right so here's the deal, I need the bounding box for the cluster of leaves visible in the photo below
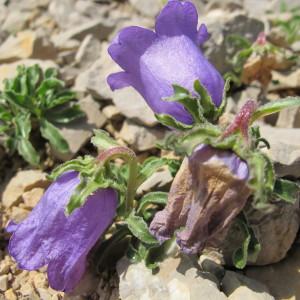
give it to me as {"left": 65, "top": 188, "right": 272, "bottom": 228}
{"left": 272, "top": 2, "right": 300, "bottom": 44}
{"left": 156, "top": 78, "right": 230, "bottom": 130}
{"left": 0, "top": 64, "right": 85, "bottom": 166}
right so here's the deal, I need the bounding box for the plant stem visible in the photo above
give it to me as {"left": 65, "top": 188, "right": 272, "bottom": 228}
{"left": 97, "top": 146, "right": 139, "bottom": 215}
{"left": 126, "top": 158, "right": 138, "bottom": 215}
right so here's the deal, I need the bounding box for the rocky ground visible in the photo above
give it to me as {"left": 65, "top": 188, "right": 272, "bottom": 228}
{"left": 0, "top": 0, "right": 300, "bottom": 299}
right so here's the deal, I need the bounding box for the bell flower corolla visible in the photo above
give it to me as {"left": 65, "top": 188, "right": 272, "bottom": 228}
{"left": 7, "top": 171, "right": 117, "bottom": 292}
{"left": 107, "top": 0, "right": 224, "bottom": 124}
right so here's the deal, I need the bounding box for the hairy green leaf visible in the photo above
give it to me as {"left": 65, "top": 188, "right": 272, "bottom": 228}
{"left": 49, "top": 155, "right": 95, "bottom": 180}
{"left": 91, "top": 129, "right": 119, "bottom": 151}
{"left": 194, "top": 80, "right": 216, "bottom": 119}
{"left": 273, "top": 178, "right": 300, "bottom": 204}
{"left": 46, "top": 105, "right": 85, "bottom": 124}
{"left": 17, "top": 138, "right": 40, "bottom": 166}
{"left": 137, "top": 192, "right": 168, "bottom": 215}
{"left": 232, "top": 218, "right": 261, "bottom": 269}
{"left": 155, "top": 113, "right": 193, "bottom": 130}
{"left": 40, "top": 119, "right": 69, "bottom": 153}
{"left": 126, "top": 213, "right": 158, "bottom": 245}
{"left": 251, "top": 97, "right": 300, "bottom": 123}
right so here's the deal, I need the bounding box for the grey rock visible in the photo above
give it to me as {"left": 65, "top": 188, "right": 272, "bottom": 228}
{"left": 137, "top": 168, "right": 173, "bottom": 195}
{"left": 49, "top": 0, "right": 112, "bottom": 30}
{"left": 4, "top": 289, "right": 17, "bottom": 300}
{"left": 204, "top": 13, "right": 264, "bottom": 74}
{"left": 260, "top": 125, "right": 300, "bottom": 177}
{"left": 22, "top": 188, "right": 44, "bottom": 209}
{"left": 74, "top": 35, "right": 102, "bottom": 71}
{"left": 244, "top": 0, "right": 300, "bottom": 17}
{"left": 74, "top": 43, "right": 119, "bottom": 100}
{"left": 9, "top": 0, "right": 50, "bottom": 10}
{"left": 0, "top": 3, "right": 8, "bottom": 27}
{"left": 75, "top": 0, "right": 113, "bottom": 20}
{"left": 248, "top": 202, "right": 299, "bottom": 265}
{"left": 269, "top": 70, "right": 300, "bottom": 91}
{"left": 0, "top": 256, "right": 11, "bottom": 276}
{"left": 222, "top": 271, "right": 274, "bottom": 300}
{"left": 2, "top": 10, "right": 34, "bottom": 33}
{"left": 52, "top": 18, "right": 115, "bottom": 47}
{"left": 117, "top": 256, "right": 227, "bottom": 300}
{"left": 74, "top": 59, "right": 105, "bottom": 99}
{"left": 49, "top": 0, "right": 88, "bottom": 30}
{"left": 0, "top": 31, "right": 56, "bottom": 63}
{"left": 2, "top": 170, "right": 48, "bottom": 208}
{"left": 199, "top": 255, "right": 225, "bottom": 281}
{"left": 10, "top": 207, "right": 30, "bottom": 223}
{"left": 102, "top": 105, "right": 122, "bottom": 121}
{"left": 217, "top": 200, "right": 299, "bottom": 266}
{"left": 276, "top": 107, "right": 300, "bottom": 128}
{"left": 129, "top": 0, "right": 163, "bottom": 18}
{"left": 205, "top": 0, "right": 243, "bottom": 12}
{"left": 0, "top": 275, "right": 8, "bottom": 292}
{"left": 113, "top": 87, "right": 157, "bottom": 127}
{"left": 291, "top": 41, "right": 300, "bottom": 52}
{"left": 52, "top": 95, "right": 107, "bottom": 160}
{"left": 119, "top": 120, "right": 165, "bottom": 152}
{"left": 224, "top": 14, "right": 264, "bottom": 43}
{"left": 245, "top": 245, "right": 300, "bottom": 300}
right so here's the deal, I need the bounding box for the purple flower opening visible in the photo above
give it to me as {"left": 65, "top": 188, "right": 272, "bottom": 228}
{"left": 7, "top": 171, "right": 118, "bottom": 292}
{"left": 107, "top": 0, "right": 224, "bottom": 124}
{"left": 150, "top": 145, "right": 250, "bottom": 254}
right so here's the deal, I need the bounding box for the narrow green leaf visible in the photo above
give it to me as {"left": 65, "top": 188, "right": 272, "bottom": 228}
{"left": 48, "top": 155, "right": 95, "bottom": 180}
{"left": 3, "top": 90, "right": 31, "bottom": 110}
{"left": 46, "top": 105, "right": 85, "bottom": 124}
{"left": 15, "top": 113, "right": 31, "bottom": 138}
{"left": 216, "top": 78, "right": 231, "bottom": 117}
{"left": 232, "top": 220, "right": 251, "bottom": 269}
{"left": 251, "top": 97, "right": 300, "bottom": 123}
{"left": 91, "top": 129, "right": 119, "bottom": 151}
{"left": 155, "top": 113, "right": 193, "bottom": 130}
{"left": 46, "top": 91, "right": 76, "bottom": 109}
{"left": 248, "top": 151, "right": 275, "bottom": 205}
{"left": 172, "top": 84, "right": 189, "bottom": 95}
{"left": 273, "top": 179, "right": 300, "bottom": 204}
{"left": 194, "top": 80, "right": 216, "bottom": 118}
{"left": 126, "top": 213, "right": 159, "bottom": 245}
{"left": 17, "top": 138, "right": 40, "bottom": 166}
{"left": 137, "top": 192, "right": 168, "bottom": 214}
{"left": 232, "top": 218, "right": 261, "bottom": 269}
{"left": 179, "top": 123, "right": 221, "bottom": 155}
{"left": 165, "top": 85, "right": 206, "bottom": 123}
{"left": 37, "top": 78, "right": 65, "bottom": 99}
{"left": 45, "top": 68, "right": 59, "bottom": 79}
{"left": 40, "top": 119, "right": 69, "bottom": 153}
{"left": 27, "top": 64, "right": 41, "bottom": 94}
